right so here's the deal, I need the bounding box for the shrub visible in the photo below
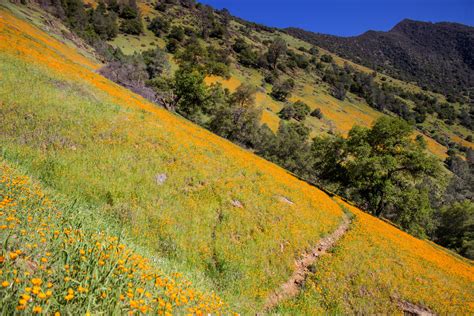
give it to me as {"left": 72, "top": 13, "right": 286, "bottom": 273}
{"left": 263, "top": 72, "right": 277, "bottom": 85}
{"left": 166, "top": 39, "right": 179, "bottom": 53}
{"left": 142, "top": 47, "right": 169, "bottom": 78}
{"left": 309, "top": 46, "right": 319, "bottom": 56}
{"left": 168, "top": 26, "right": 185, "bottom": 42}
{"left": 148, "top": 17, "right": 170, "bottom": 36}
{"left": 279, "top": 101, "right": 311, "bottom": 121}
{"left": 311, "top": 108, "right": 323, "bottom": 119}
{"left": 120, "top": 18, "right": 143, "bottom": 35}
{"left": 265, "top": 37, "right": 287, "bottom": 70}
{"left": 271, "top": 78, "right": 295, "bottom": 101}
{"left": 436, "top": 201, "right": 474, "bottom": 259}
{"left": 320, "top": 54, "right": 333, "bottom": 63}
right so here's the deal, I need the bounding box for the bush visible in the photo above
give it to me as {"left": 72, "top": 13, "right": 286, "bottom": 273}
{"left": 148, "top": 17, "right": 170, "bottom": 36}
{"left": 209, "top": 85, "right": 261, "bottom": 147}
{"left": 279, "top": 101, "right": 311, "bottom": 121}
{"left": 271, "top": 78, "right": 295, "bottom": 101}
{"left": 232, "top": 38, "right": 247, "bottom": 54}
{"left": 309, "top": 46, "right": 319, "bottom": 56}
{"left": 266, "top": 37, "right": 287, "bottom": 70}
{"left": 120, "top": 18, "right": 143, "bottom": 35}
{"left": 142, "top": 48, "right": 169, "bottom": 78}
{"left": 166, "top": 39, "right": 179, "bottom": 53}
{"left": 168, "top": 26, "right": 185, "bottom": 42}
{"left": 263, "top": 72, "right": 277, "bottom": 85}
{"left": 320, "top": 54, "right": 333, "bottom": 63}
{"left": 311, "top": 108, "right": 323, "bottom": 119}
{"left": 206, "top": 61, "right": 230, "bottom": 78}
{"left": 436, "top": 201, "right": 474, "bottom": 259}
{"left": 233, "top": 38, "right": 259, "bottom": 68}
{"left": 331, "top": 83, "right": 346, "bottom": 101}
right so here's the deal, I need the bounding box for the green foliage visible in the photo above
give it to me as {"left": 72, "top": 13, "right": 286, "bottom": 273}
{"left": 437, "top": 200, "right": 474, "bottom": 259}
{"left": 271, "top": 78, "right": 295, "bottom": 101}
{"left": 309, "top": 46, "right": 319, "bottom": 56}
{"left": 232, "top": 38, "right": 259, "bottom": 68}
{"left": 266, "top": 37, "right": 287, "bottom": 70}
{"left": 279, "top": 100, "right": 311, "bottom": 121}
{"left": 175, "top": 40, "right": 230, "bottom": 77}
{"left": 91, "top": 1, "right": 118, "bottom": 40}
{"left": 119, "top": 3, "right": 138, "bottom": 19}
{"left": 120, "top": 18, "right": 143, "bottom": 35}
{"left": 286, "top": 50, "right": 309, "bottom": 69}
{"left": 312, "top": 117, "right": 442, "bottom": 236}
{"left": 320, "top": 54, "right": 333, "bottom": 63}
{"left": 197, "top": 4, "right": 228, "bottom": 39}
{"left": 310, "top": 108, "right": 323, "bottom": 119}
{"left": 174, "top": 67, "right": 211, "bottom": 122}
{"left": 168, "top": 26, "right": 185, "bottom": 42}
{"left": 142, "top": 47, "right": 169, "bottom": 78}
{"left": 60, "top": 0, "right": 89, "bottom": 31}
{"left": 148, "top": 17, "right": 170, "bottom": 37}
{"left": 166, "top": 38, "right": 179, "bottom": 53}
{"left": 117, "top": 0, "right": 142, "bottom": 35}
{"left": 260, "top": 121, "right": 311, "bottom": 176}
{"left": 208, "top": 84, "right": 262, "bottom": 147}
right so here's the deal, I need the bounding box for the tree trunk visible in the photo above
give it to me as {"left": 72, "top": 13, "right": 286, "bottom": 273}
{"left": 375, "top": 193, "right": 385, "bottom": 217}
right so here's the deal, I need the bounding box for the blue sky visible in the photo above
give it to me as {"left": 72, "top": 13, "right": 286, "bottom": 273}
{"left": 199, "top": 0, "right": 474, "bottom": 36}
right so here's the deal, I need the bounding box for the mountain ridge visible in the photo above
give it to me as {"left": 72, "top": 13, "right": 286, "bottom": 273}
{"left": 286, "top": 19, "right": 474, "bottom": 99}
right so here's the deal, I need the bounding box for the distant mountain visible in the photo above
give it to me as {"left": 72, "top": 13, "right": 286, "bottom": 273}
{"left": 286, "top": 19, "right": 474, "bottom": 101}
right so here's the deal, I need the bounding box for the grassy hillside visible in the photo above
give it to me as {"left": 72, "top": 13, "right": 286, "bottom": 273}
{"left": 0, "top": 6, "right": 343, "bottom": 312}
{"left": 134, "top": 1, "right": 474, "bottom": 158}
{"left": 0, "top": 159, "right": 227, "bottom": 315}
{"left": 277, "top": 198, "right": 474, "bottom": 314}
{"left": 0, "top": 3, "right": 473, "bottom": 314}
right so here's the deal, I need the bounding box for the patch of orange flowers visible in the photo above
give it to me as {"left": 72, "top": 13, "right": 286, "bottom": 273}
{"left": 0, "top": 160, "right": 229, "bottom": 314}
{"left": 279, "top": 198, "right": 474, "bottom": 314}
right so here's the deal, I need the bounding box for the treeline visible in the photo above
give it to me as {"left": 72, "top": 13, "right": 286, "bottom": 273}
{"left": 285, "top": 23, "right": 474, "bottom": 103}
{"left": 36, "top": 0, "right": 143, "bottom": 58}
{"left": 318, "top": 62, "right": 474, "bottom": 132}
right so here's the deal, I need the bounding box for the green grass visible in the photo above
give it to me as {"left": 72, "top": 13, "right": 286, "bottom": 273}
{"left": 0, "top": 15, "right": 344, "bottom": 312}
{"left": 109, "top": 29, "right": 165, "bottom": 55}
{"left": 275, "top": 199, "right": 474, "bottom": 315}
{"left": 0, "top": 159, "right": 228, "bottom": 315}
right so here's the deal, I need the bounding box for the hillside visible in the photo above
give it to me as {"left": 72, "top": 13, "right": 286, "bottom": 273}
{"left": 286, "top": 19, "right": 474, "bottom": 101}
{"left": 132, "top": 1, "right": 473, "bottom": 159}
{"left": 0, "top": 159, "right": 228, "bottom": 314}
{"left": 1, "top": 1, "right": 473, "bottom": 314}
{"left": 0, "top": 5, "right": 344, "bottom": 312}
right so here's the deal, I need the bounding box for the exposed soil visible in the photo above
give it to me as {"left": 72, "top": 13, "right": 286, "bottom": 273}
{"left": 262, "top": 213, "right": 351, "bottom": 312}
{"left": 397, "top": 299, "right": 436, "bottom": 316}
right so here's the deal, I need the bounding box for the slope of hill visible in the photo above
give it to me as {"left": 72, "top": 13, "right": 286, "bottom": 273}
{"left": 277, "top": 198, "right": 474, "bottom": 314}
{"left": 0, "top": 2, "right": 473, "bottom": 314}
{"left": 119, "top": 0, "right": 471, "bottom": 159}
{"left": 286, "top": 19, "right": 474, "bottom": 100}
{"left": 0, "top": 159, "right": 228, "bottom": 314}
{"left": 0, "top": 5, "right": 344, "bottom": 312}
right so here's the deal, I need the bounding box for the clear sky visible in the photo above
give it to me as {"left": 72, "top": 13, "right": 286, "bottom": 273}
{"left": 198, "top": 0, "right": 474, "bottom": 36}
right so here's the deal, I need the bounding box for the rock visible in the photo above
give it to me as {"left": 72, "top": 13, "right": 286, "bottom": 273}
{"left": 155, "top": 173, "right": 167, "bottom": 185}
{"left": 231, "top": 199, "right": 243, "bottom": 208}
{"left": 277, "top": 196, "right": 294, "bottom": 205}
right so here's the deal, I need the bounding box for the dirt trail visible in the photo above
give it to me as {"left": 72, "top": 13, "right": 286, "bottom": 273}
{"left": 397, "top": 299, "right": 436, "bottom": 316}
{"left": 262, "top": 213, "right": 351, "bottom": 312}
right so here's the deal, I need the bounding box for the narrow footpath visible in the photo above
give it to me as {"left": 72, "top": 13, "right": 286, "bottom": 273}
{"left": 262, "top": 213, "right": 351, "bottom": 312}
